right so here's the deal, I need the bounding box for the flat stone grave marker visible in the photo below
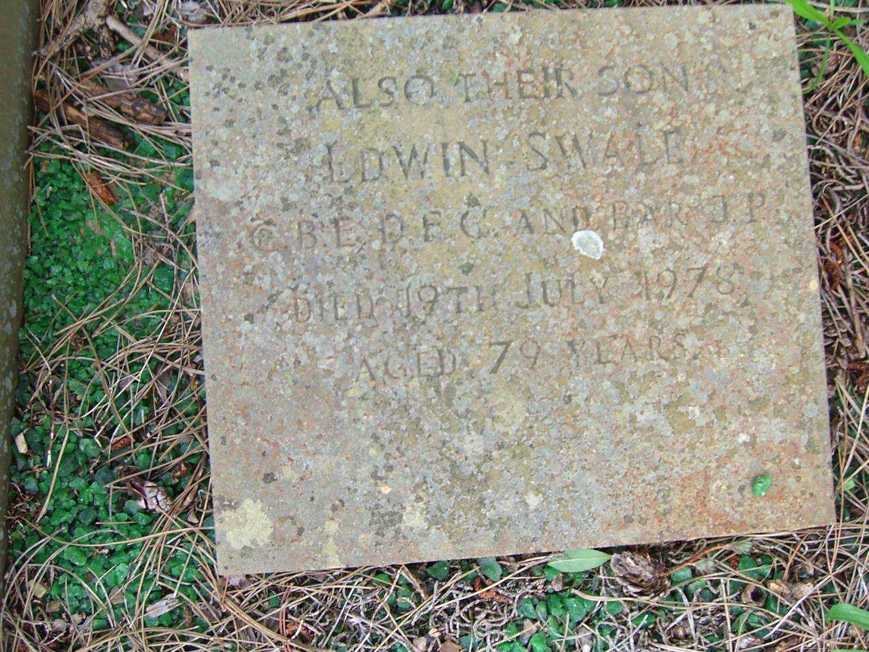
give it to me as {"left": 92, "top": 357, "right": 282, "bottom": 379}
{"left": 190, "top": 5, "right": 834, "bottom": 574}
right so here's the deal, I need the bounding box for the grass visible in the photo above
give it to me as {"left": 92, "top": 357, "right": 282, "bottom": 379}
{"left": 2, "top": 0, "right": 867, "bottom": 650}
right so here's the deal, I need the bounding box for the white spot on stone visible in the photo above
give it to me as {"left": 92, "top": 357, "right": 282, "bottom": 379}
{"left": 323, "top": 538, "right": 341, "bottom": 567}
{"left": 524, "top": 490, "right": 542, "bottom": 509}
{"left": 571, "top": 230, "right": 604, "bottom": 260}
{"left": 402, "top": 502, "right": 427, "bottom": 529}
{"left": 223, "top": 498, "right": 273, "bottom": 549}
{"left": 281, "top": 461, "right": 298, "bottom": 482}
{"left": 458, "top": 430, "right": 485, "bottom": 458}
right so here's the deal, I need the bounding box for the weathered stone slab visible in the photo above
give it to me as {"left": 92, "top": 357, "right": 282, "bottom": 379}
{"left": 190, "top": 6, "right": 834, "bottom": 574}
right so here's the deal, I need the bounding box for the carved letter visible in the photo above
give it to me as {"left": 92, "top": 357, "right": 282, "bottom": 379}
{"left": 315, "top": 78, "right": 345, "bottom": 111}
{"left": 527, "top": 132, "right": 548, "bottom": 172}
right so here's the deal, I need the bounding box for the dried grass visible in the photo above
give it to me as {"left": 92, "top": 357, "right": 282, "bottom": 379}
{"left": 3, "top": 0, "right": 867, "bottom": 650}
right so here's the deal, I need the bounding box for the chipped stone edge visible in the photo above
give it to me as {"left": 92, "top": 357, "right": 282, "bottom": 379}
{"left": 0, "top": 0, "right": 38, "bottom": 590}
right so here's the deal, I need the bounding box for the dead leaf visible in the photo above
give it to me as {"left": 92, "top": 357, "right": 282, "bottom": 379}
{"left": 849, "top": 359, "right": 869, "bottom": 392}
{"left": 575, "top": 630, "right": 594, "bottom": 652}
{"left": 772, "top": 635, "right": 801, "bottom": 652}
{"left": 767, "top": 579, "right": 813, "bottom": 603}
{"left": 129, "top": 478, "right": 171, "bottom": 513}
{"left": 83, "top": 171, "right": 117, "bottom": 205}
{"left": 611, "top": 551, "right": 669, "bottom": 596}
{"left": 100, "top": 63, "right": 139, "bottom": 91}
{"left": 110, "top": 435, "right": 133, "bottom": 451}
{"left": 471, "top": 576, "right": 512, "bottom": 603}
{"left": 740, "top": 583, "right": 765, "bottom": 605}
{"left": 178, "top": 1, "right": 209, "bottom": 23}
{"left": 438, "top": 640, "right": 461, "bottom": 652}
{"left": 29, "top": 581, "right": 48, "bottom": 599}
{"left": 79, "top": 77, "right": 168, "bottom": 125}
{"left": 479, "top": 588, "right": 512, "bottom": 604}
{"left": 283, "top": 619, "right": 316, "bottom": 640}
{"left": 144, "top": 595, "right": 179, "bottom": 619}
{"left": 669, "top": 623, "right": 691, "bottom": 639}
{"left": 140, "top": 0, "right": 156, "bottom": 17}
{"left": 826, "top": 239, "right": 846, "bottom": 292}
{"left": 151, "top": 25, "right": 179, "bottom": 45}
{"left": 548, "top": 572, "right": 563, "bottom": 592}
{"left": 14, "top": 433, "right": 28, "bottom": 455}
{"left": 171, "top": 462, "right": 190, "bottom": 483}
{"left": 736, "top": 635, "right": 762, "bottom": 650}
{"left": 93, "top": 23, "right": 116, "bottom": 58}
{"left": 225, "top": 574, "right": 249, "bottom": 589}
{"left": 694, "top": 557, "right": 716, "bottom": 574}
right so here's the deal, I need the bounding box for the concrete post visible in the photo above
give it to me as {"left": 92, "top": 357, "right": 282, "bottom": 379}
{"left": 0, "top": 0, "right": 38, "bottom": 584}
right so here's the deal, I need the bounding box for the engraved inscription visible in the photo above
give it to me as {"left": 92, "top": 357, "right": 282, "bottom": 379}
{"left": 191, "top": 7, "right": 834, "bottom": 575}
{"left": 309, "top": 63, "right": 691, "bottom": 113}
{"left": 234, "top": 52, "right": 776, "bottom": 391}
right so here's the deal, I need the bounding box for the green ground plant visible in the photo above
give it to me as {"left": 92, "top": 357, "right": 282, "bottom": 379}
{"left": 9, "top": 141, "right": 207, "bottom": 633}
{"left": 785, "top": 0, "right": 869, "bottom": 75}
{"left": 2, "top": 0, "right": 867, "bottom": 650}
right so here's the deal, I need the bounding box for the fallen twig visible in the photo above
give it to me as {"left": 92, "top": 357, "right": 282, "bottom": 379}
{"left": 78, "top": 77, "right": 168, "bottom": 125}
{"left": 34, "top": 90, "right": 128, "bottom": 150}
